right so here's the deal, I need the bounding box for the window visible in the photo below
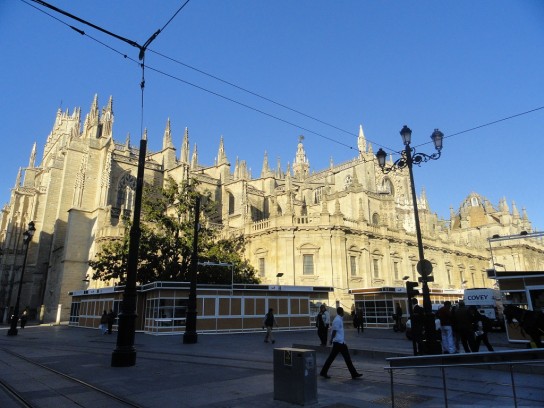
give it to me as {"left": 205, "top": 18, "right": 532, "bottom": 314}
{"left": 228, "top": 192, "right": 235, "bottom": 215}
{"left": 393, "top": 261, "right": 399, "bottom": 280}
{"left": 350, "top": 256, "right": 357, "bottom": 277}
{"left": 259, "top": 258, "right": 265, "bottom": 277}
{"left": 447, "top": 269, "right": 452, "bottom": 285}
{"left": 303, "top": 254, "right": 314, "bottom": 275}
{"left": 314, "top": 187, "right": 323, "bottom": 204}
{"left": 372, "top": 213, "right": 379, "bottom": 225}
{"left": 383, "top": 178, "right": 394, "bottom": 194}
{"left": 373, "top": 259, "right": 380, "bottom": 278}
{"left": 116, "top": 173, "right": 137, "bottom": 212}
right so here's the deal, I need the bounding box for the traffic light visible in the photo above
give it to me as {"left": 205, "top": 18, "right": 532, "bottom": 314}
{"left": 406, "top": 281, "right": 420, "bottom": 301}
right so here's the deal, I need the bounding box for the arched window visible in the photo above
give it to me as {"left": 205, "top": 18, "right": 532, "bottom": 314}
{"left": 372, "top": 213, "right": 380, "bottom": 225}
{"left": 382, "top": 178, "right": 394, "bottom": 195}
{"left": 116, "top": 173, "right": 137, "bottom": 213}
{"left": 228, "top": 192, "right": 235, "bottom": 215}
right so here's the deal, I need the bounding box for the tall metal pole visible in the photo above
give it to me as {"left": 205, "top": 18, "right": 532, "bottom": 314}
{"left": 111, "top": 137, "right": 146, "bottom": 367}
{"left": 7, "top": 221, "right": 35, "bottom": 336}
{"left": 7, "top": 239, "right": 29, "bottom": 336}
{"left": 183, "top": 195, "right": 200, "bottom": 344}
{"left": 405, "top": 145, "right": 436, "bottom": 354}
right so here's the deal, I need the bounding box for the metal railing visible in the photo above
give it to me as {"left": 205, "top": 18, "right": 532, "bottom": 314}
{"left": 384, "top": 349, "right": 544, "bottom": 408}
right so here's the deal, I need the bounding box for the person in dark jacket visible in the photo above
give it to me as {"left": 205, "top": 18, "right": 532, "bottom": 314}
{"left": 470, "top": 306, "right": 494, "bottom": 352}
{"left": 452, "top": 301, "right": 476, "bottom": 352}
{"left": 437, "top": 301, "right": 455, "bottom": 353}
{"left": 99, "top": 311, "right": 108, "bottom": 335}
{"left": 107, "top": 309, "right": 117, "bottom": 334}
{"left": 263, "top": 308, "right": 278, "bottom": 344}
{"left": 394, "top": 303, "right": 403, "bottom": 331}
{"left": 316, "top": 304, "right": 330, "bottom": 345}
{"left": 411, "top": 298, "right": 425, "bottom": 355}
{"left": 20, "top": 308, "right": 29, "bottom": 329}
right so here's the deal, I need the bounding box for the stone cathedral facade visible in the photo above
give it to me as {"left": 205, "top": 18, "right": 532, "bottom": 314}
{"left": 1, "top": 95, "right": 541, "bottom": 323}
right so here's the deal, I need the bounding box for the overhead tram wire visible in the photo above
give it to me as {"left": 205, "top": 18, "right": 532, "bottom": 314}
{"left": 146, "top": 49, "right": 368, "bottom": 143}
{"left": 20, "top": 0, "right": 371, "bottom": 154}
{"left": 20, "top": 0, "right": 544, "bottom": 162}
{"left": 410, "top": 106, "right": 544, "bottom": 152}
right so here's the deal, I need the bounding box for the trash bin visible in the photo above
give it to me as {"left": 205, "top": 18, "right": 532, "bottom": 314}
{"left": 273, "top": 347, "right": 317, "bottom": 405}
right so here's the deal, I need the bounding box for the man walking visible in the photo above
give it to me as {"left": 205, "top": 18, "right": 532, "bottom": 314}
{"left": 320, "top": 307, "right": 363, "bottom": 379}
{"left": 316, "top": 304, "right": 330, "bottom": 346}
{"left": 437, "top": 301, "right": 455, "bottom": 354}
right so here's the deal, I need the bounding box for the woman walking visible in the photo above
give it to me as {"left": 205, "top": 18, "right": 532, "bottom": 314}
{"left": 263, "top": 308, "right": 278, "bottom": 344}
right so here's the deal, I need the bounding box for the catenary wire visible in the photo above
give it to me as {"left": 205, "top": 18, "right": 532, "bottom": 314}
{"left": 147, "top": 48, "right": 368, "bottom": 143}
{"left": 18, "top": 0, "right": 544, "bottom": 160}
{"left": 19, "top": 0, "right": 374, "bottom": 153}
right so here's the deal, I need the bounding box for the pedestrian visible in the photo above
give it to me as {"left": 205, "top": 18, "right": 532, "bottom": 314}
{"left": 452, "top": 301, "right": 476, "bottom": 352}
{"left": 20, "top": 308, "right": 29, "bottom": 329}
{"left": 411, "top": 298, "right": 425, "bottom": 355}
{"left": 451, "top": 304, "right": 461, "bottom": 353}
{"left": 263, "top": 308, "right": 278, "bottom": 344}
{"left": 99, "top": 310, "right": 108, "bottom": 335}
{"left": 107, "top": 309, "right": 117, "bottom": 334}
{"left": 319, "top": 307, "right": 363, "bottom": 380}
{"left": 394, "top": 303, "right": 403, "bottom": 331}
{"left": 437, "top": 301, "right": 455, "bottom": 354}
{"left": 356, "top": 308, "right": 364, "bottom": 333}
{"left": 470, "top": 306, "right": 494, "bottom": 352}
{"left": 316, "top": 304, "right": 330, "bottom": 346}
{"left": 353, "top": 309, "right": 363, "bottom": 334}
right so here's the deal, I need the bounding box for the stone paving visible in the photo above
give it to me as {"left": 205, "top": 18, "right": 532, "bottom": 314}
{"left": 0, "top": 323, "right": 542, "bottom": 407}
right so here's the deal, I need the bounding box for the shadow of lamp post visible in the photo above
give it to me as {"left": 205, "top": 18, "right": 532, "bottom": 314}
{"left": 376, "top": 125, "right": 444, "bottom": 355}
{"left": 7, "top": 221, "right": 36, "bottom": 336}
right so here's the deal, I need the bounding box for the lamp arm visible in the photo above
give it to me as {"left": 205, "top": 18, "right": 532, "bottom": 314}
{"left": 379, "top": 147, "right": 441, "bottom": 174}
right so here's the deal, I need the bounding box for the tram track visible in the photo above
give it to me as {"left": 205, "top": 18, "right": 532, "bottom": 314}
{"left": 0, "top": 348, "right": 143, "bottom": 408}
{"left": 1, "top": 338, "right": 543, "bottom": 407}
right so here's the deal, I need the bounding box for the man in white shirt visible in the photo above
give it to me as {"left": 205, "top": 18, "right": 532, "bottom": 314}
{"left": 319, "top": 307, "right": 363, "bottom": 379}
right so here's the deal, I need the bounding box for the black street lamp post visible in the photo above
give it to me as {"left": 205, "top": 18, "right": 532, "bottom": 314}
{"left": 183, "top": 195, "right": 200, "bottom": 344}
{"left": 111, "top": 136, "right": 147, "bottom": 367}
{"left": 7, "top": 221, "right": 36, "bottom": 336}
{"left": 376, "top": 125, "right": 444, "bottom": 354}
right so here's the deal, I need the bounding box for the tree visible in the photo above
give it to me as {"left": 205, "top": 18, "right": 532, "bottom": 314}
{"left": 89, "top": 177, "right": 260, "bottom": 285}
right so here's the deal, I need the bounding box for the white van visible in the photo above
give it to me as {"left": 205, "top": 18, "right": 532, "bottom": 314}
{"left": 463, "top": 288, "right": 504, "bottom": 331}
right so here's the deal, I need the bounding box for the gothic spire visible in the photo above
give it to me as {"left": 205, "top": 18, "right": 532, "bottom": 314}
{"left": 357, "top": 124, "right": 367, "bottom": 155}
{"left": 191, "top": 143, "right": 198, "bottom": 170}
{"left": 28, "top": 142, "right": 37, "bottom": 168}
{"left": 181, "top": 127, "right": 190, "bottom": 164}
{"left": 14, "top": 167, "right": 22, "bottom": 188}
{"left": 261, "top": 151, "right": 271, "bottom": 178}
{"left": 276, "top": 156, "right": 282, "bottom": 178}
{"left": 512, "top": 201, "right": 520, "bottom": 219}
{"left": 293, "top": 135, "right": 309, "bottom": 180}
{"left": 217, "top": 135, "right": 227, "bottom": 165}
{"left": 162, "top": 118, "right": 174, "bottom": 150}
{"left": 125, "top": 133, "right": 131, "bottom": 151}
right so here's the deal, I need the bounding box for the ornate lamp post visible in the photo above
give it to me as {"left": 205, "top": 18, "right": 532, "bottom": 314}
{"left": 7, "top": 221, "right": 36, "bottom": 336}
{"left": 376, "top": 125, "right": 444, "bottom": 354}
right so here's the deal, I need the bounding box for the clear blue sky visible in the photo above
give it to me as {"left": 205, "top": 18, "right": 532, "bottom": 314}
{"left": 1, "top": 1, "right": 543, "bottom": 230}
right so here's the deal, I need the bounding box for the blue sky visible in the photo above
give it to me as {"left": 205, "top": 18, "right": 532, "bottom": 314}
{"left": 1, "top": 1, "right": 543, "bottom": 230}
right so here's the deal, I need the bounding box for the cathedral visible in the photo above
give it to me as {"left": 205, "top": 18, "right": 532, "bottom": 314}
{"left": 0, "top": 95, "right": 542, "bottom": 323}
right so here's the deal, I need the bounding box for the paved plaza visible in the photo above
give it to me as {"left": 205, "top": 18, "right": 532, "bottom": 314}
{"left": 0, "top": 323, "right": 542, "bottom": 407}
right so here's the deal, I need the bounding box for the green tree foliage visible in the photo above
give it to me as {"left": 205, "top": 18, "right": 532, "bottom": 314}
{"left": 89, "top": 177, "right": 260, "bottom": 285}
